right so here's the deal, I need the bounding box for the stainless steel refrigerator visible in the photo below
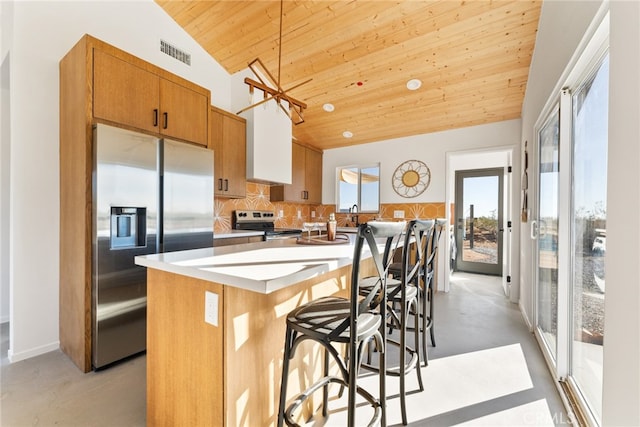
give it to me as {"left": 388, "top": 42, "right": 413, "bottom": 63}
{"left": 92, "top": 124, "right": 214, "bottom": 369}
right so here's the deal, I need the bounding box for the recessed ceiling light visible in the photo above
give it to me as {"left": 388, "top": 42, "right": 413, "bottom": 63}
{"left": 406, "top": 79, "right": 422, "bottom": 91}
{"left": 323, "top": 103, "right": 335, "bottom": 112}
{"left": 343, "top": 131, "right": 353, "bottom": 138}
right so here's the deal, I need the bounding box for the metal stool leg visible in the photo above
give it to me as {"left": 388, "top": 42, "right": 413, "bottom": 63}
{"left": 421, "top": 285, "right": 429, "bottom": 366}
{"left": 322, "top": 347, "right": 329, "bottom": 417}
{"left": 278, "top": 326, "right": 294, "bottom": 427}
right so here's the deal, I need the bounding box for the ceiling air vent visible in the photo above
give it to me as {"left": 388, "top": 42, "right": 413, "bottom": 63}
{"left": 160, "top": 40, "right": 191, "bottom": 66}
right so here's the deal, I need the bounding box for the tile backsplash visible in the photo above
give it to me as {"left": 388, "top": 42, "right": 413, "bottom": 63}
{"left": 214, "top": 182, "right": 445, "bottom": 233}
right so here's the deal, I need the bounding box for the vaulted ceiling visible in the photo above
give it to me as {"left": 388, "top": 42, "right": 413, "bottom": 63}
{"left": 156, "top": 0, "right": 542, "bottom": 151}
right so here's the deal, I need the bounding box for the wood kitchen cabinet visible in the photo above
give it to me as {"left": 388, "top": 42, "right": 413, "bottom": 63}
{"left": 93, "top": 49, "right": 209, "bottom": 146}
{"left": 271, "top": 142, "right": 323, "bottom": 204}
{"left": 210, "top": 106, "right": 246, "bottom": 198}
{"left": 304, "top": 146, "right": 323, "bottom": 204}
{"left": 59, "top": 35, "right": 211, "bottom": 372}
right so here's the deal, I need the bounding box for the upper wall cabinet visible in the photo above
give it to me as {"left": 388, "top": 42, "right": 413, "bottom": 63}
{"left": 304, "top": 147, "right": 323, "bottom": 204}
{"left": 92, "top": 41, "right": 209, "bottom": 146}
{"left": 271, "top": 142, "right": 322, "bottom": 204}
{"left": 210, "top": 106, "right": 246, "bottom": 198}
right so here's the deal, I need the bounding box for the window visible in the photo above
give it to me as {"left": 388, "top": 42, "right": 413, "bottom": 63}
{"left": 337, "top": 164, "right": 380, "bottom": 213}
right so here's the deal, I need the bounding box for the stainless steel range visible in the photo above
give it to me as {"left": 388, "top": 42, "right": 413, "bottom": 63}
{"left": 233, "top": 210, "right": 302, "bottom": 240}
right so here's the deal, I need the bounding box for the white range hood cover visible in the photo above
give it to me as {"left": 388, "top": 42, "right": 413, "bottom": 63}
{"left": 240, "top": 92, "right": 292, "bottom": 185}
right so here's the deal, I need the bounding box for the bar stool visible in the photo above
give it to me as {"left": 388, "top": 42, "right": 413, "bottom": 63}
{"left": 422, "top": 219, "right": 446, "bottom": 356}
{"left": 277, "top": 221, "right": 406, "bottom": 427}
{"left": 388, "top": 219, "right": 439, "bottom": 366}
{"left": 366, "top": 219, "right": 433, "bottom": 425}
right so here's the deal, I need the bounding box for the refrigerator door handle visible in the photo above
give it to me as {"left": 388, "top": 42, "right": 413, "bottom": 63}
{"left": 158, "top": 173, "right": 164, "bottom": 251}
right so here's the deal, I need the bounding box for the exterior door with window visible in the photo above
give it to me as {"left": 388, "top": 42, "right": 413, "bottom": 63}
{"left": 454, "top": 168, "right": 503, "bottom": 275}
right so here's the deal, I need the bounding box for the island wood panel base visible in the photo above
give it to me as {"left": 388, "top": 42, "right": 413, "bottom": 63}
{"left": 146, "top": 258, "right": 375, "bottom": 427}
{"left": 146, "top": 269, "right": 224, "bottom": 426}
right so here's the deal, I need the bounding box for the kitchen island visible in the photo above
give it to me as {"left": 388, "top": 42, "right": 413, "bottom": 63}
{"left": 135, "top": 235, "right": 377, "bottom": 426}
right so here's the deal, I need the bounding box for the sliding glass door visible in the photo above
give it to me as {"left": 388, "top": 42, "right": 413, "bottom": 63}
{"left": 536, "top": 108, "right": 560, "bottom": 361}
{"left": 533, "top": 24, "right": 608, "bottom": 424}
{"left": 570, "top": 53, "right": 608, "bottom": 422}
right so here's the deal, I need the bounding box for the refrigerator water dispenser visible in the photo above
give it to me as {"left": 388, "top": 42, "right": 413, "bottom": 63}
{"left": 110, "top": 207, "right": 146, "bottom": 249}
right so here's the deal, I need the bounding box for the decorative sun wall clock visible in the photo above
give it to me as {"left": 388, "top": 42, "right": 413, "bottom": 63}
{"left": 392, "top": 160, "right": 431, "bottom": 198}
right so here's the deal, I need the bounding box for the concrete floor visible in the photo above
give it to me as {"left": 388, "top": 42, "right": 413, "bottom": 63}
{"left": 0, "top": 273, "right": 568, "bottom": 426}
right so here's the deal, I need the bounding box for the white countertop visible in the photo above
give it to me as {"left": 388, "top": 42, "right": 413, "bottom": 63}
{"left": 135, "top": 236, "right": 363, "bottom": 294}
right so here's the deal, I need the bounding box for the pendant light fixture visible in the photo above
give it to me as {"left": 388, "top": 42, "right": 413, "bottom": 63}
{"left": 236, "top": 0, "right": 311, "bottom": 125}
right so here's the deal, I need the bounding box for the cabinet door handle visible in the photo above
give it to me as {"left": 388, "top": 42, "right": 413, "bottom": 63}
{"left": 224, "top": 179, "right": 229, "bottom": 191}
{"left": 163, "top": 112, "right": 168, "bottom": 129}
{"left": 153, "top": 109, "right": 158, "bottom": 127}
{"left": 218, "top": 178, "right": 223, "bottom": 191}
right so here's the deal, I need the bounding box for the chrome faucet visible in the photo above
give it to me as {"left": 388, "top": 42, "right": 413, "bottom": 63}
{"left": 349, "top": 204, "right": 359, "bottom": 226}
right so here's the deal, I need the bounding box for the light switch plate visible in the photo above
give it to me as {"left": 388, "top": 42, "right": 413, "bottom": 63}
{"left": 205, "top": 291, "right": 218, "bottom": 326}
{"left": 394, "top": 210, "right": 405, "bottom": 219}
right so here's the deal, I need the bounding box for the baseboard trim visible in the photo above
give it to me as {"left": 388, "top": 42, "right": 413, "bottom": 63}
{"left": 8, "top": 341, "right": 60, "bottom": 363}
{"left": 519, "top": 301, "right": 534, "bottom": 332}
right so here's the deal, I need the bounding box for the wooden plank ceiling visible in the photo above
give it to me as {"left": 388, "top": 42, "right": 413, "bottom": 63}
{"left": 156, "top": 0, "right": 542, "bottom": 151}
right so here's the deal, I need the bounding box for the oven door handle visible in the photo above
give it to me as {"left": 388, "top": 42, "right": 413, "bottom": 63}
{"left": 265, "top": 233, "right": 301, "bottom": 241}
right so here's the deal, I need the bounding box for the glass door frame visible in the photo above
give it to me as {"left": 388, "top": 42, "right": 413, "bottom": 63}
{"left": 532, "top": 94, "right": 572, "bottom": 381}
{"left": 454, "top": 167, "right": 504, "bottom": 276}
{"left": 531, "top": 8, "right": 609, "bottom": 426}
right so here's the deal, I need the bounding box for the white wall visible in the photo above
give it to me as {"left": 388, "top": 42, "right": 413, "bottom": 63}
{"left": 0, "top": 0, "right": 12, "bottom": 324}
{"left": 602, "top": 2, "right": 640, "bottom": 424}
{"left": 323, "top": 119, "right": 522, "bottom": 296}
{"left": 5, "top": 0, "right": 232, "bottom": 362}
{"left": 1, "top": 1, "right": 13, "bottom": 324}
{"left": 323, "top": 119, "right": 522, "bottom": 205}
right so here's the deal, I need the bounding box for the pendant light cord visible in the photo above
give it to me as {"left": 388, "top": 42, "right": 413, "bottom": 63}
{"left": 277, "top": 0, "right": 283, "bottom": 91}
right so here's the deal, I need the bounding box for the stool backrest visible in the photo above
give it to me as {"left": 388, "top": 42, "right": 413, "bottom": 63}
{"left": 425, "top": 218, "right": 447, "bottom": 283}
{"left": 399, "top": 219, "right": 436, "bottom": 295}
{"left": 329, "top": 221, "right": 406, "bottom": 339}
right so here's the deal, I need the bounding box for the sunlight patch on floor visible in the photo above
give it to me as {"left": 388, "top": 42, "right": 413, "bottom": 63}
{"left": 401, "top": 343, "right": 534, "bottom": 422}
{"left": 319, "top": 343, "right": 551, "bottom": 426}
{"left": 456, "top": 399, "right": 558, "bottom": 426}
